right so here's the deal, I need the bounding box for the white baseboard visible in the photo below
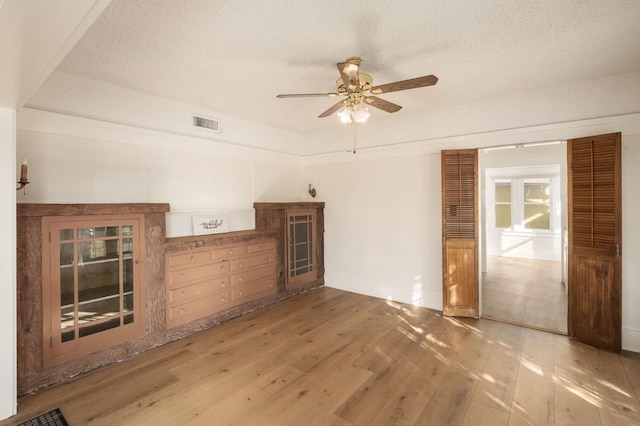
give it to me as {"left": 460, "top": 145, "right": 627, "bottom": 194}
{"left": 324, "top": 273, "right": 443, "bottom": 312}
{"left": 623, "top": 327, "right": 640, "bottom": 353}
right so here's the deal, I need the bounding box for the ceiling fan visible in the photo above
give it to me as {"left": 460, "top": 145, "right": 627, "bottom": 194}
{"left": 276, "top": 56, "right": 438, "bottom": 123}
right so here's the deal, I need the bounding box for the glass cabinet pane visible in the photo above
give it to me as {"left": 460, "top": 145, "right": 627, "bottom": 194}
{"left": 45, "top": 215, "right": 144, "bottom": 367}
{"left": 287, "top": 212, "right": 315, "bottom": 280}
{"left": 123, "top": 237, "right": 134, "bottom": 312}
{"left": 78, "top": 226, "right": 119, "bottom": 239}
{"left": 60, "top": 242, "right": 75, "bottom": 342}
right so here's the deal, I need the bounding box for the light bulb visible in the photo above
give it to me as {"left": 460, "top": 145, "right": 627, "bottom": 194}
{"left": 351, "top": 104, "right": 370, "bottom": 123}
{"left": 337, "top": 107, "right": 352, "bottom": 123}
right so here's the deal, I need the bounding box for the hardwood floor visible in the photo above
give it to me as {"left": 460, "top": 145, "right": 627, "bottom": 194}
{"left": 4, "top": 287, "right": 640, "bottom": 425}
{"left": 482, "top": 256, "right": 567, "bottom": 334}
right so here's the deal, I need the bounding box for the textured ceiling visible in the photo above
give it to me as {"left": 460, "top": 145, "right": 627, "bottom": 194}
{"left": 26, "top": 0, "right": 640, "bottom": 134}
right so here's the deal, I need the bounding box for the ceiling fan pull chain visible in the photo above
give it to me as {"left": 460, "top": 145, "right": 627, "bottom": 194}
{"left": 353, "top": 123, "right": 357, "bottom": 154}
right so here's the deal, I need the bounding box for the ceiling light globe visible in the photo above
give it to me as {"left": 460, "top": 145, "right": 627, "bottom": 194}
{"left": 337, "top": 107, "right": 352, "bottom": 123}
{"left": 351, "top": 105, "right": 370, "bottom": 123}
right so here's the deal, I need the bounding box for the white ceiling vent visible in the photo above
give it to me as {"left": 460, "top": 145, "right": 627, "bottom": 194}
{"left": 192, "top": 115, "right": 220, "bottom": 132}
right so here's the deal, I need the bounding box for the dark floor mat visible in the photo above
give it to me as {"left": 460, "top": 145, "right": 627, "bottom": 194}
{"left": 17, "top": 408, "right": 69, "bottom": 426}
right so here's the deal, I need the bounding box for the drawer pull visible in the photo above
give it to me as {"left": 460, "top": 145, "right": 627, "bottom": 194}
{"left": 229, "top": 249, "right": 234, "bottom": 255}
{"left": 221, "top": 281, "right": 227, "bottom": 288}
{"left": 221, "top": 297, "right": 226, "bottom": 302}
{"left": 220, "top": 264, "right": 225, "bottom": 270}
{"left": 238, "top": 277, "right": 243, "bottom": 282}
{"left": 267, "top": 256, "right": 272, "bottom": 261}
{"left": 180, "top": 308, "right": 186, "bottom": 315}
{"left": 179, "top": 273, "right": 185, "bottom": 280}
{"left": 238, "top": 291, "right": 244, "bottom": 296}
{"left": 189, "top": 255, "right": 195, "bottom": 261}
{"left": 179, "top": 290, "right": 185, "bottom": 297}
{"left": 239, "top": 262, "right": 244, "bottom": 267}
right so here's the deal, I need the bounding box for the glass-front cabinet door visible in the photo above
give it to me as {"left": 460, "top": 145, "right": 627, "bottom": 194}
{"left": 286, "top": 210, "right": 316, "bottom": 286}
{"left": 42, "top": 215, "right": 145, "bottom": 367}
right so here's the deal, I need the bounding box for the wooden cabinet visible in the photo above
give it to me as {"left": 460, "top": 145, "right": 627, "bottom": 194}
{"left": 165, "top": 237, "right": 276, "bottom": 328}
{"left": 42, "top": 214, "right": 146, "bottom": 367}
{"left": 254, "top": 202, "right": 324, "bottom": 291}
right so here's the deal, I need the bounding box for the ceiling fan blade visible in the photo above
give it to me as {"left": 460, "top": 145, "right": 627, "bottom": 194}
{"left": 337, "top": 61, "right": 360, "bottom": 89}
{"left": 363, "top": 96, "right": 402, "bottom": 113}
{"left": 318, "top": 99, "right": 349, "bottom": 118}
{"left": 277, "top": 93, "right": 340, "bottom": 98}
{"left": 370, "top": 75, "right": 438, "bottom": 94}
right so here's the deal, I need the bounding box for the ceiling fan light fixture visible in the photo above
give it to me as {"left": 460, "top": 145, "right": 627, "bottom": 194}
{"left": 351, "top": 104, "right": 370, "bottom": 123}
{"left": 337, "top": 107, "right": 352, "bottom": 123}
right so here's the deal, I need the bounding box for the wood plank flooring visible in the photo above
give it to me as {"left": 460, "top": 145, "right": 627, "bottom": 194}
{"left": 4, "top": 287, "right": 639, "bottom": 425}
{"left": 482, "top": 256, "right": 567, "bottom": 334}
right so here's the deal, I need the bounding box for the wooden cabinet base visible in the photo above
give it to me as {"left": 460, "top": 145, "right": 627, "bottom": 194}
{"left": 165, "top": 231, "right": 278, "bottom": 329}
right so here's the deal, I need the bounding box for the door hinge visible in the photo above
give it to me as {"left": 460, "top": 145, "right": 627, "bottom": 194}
{"left": 617, "top": 243, "right": 620, "bottom": 257}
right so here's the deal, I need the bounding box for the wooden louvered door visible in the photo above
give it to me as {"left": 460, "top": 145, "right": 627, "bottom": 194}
{"left": 442, "top": 149, "right": 479, "bottom": 317}
{"left": 568, "top": 133, "right": 622, "bottom": 352}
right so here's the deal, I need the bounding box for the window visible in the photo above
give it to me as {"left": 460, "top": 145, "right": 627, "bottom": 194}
{"left": 494, "top": 180, "right": 512, "bottom": 228}
{"left": 43, "top": 215, "right": 145, "bottom": 367}
{"left": 491, "top": 177, "right": 553, "bottom": 231}
{"left": 523, "top": 179, "right": 550, "bottom": 230}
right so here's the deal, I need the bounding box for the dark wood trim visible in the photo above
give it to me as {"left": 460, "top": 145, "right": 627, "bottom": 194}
{"left": 17, "top": 203, "right": 170, "bottom": 217}
{"left": 165, "top": 230, "right": 278, "bottom": 253}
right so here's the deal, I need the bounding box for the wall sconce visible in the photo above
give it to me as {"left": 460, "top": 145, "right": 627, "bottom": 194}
{"left": 308, "top": 183, "right": 317, "bottom": 198}
{"left": 17, "top": 158, "right": 29, "bottom": 193}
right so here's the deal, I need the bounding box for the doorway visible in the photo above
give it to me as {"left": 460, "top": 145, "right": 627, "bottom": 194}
{"left": 479, "top": 143, "right": 567, "bottom": 334}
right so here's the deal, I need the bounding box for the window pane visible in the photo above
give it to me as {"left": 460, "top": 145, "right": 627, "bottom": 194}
{"left": 524, "top": 183, "right": 549, "bottom": 203}
{"left": 79, "top": 318, "right": 120, "bottom": 338}
{"left": 60, "top": 242, "right": 75, "bottom": 342}
{"left": 524, "top": 204, "right": 550, "bottom": 229}
{"left": 123, "top": 237, "right": 134, "bottom": 311}
{"left": 495, "top": 205, "right": 511, "bottom": 228}
{"left": 78, "top": 226, "right": 119, "bottom": 239}
{"left": 495, "top": 182, "right": 511, "bottom": 202}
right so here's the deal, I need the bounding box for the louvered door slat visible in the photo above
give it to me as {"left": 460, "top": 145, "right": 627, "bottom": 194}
{"left": 441, "top": 149, "right": 478, "bottom": 317}
{"left": 568, "top": 132, "right": 621, "bottom": 352}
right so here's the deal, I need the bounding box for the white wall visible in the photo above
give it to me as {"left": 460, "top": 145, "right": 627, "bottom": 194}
{"left": 306, "top": 114, "right": 640, "bottom": 352}
{"left": 17, "top": 109, "right": 306, "bottom": 237}
{"left": 621, "top": 134, "right": 640, "bottom": 352}
{"left": 0, "top": 108, "right": 17, "bottom": 419}
{"left": 307, "top": 154, "right": 443, "bottom": 308}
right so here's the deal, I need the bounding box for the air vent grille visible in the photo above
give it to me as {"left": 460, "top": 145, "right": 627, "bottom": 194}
{"left": 193, "top": 115, "right": 220, "bottom": 132}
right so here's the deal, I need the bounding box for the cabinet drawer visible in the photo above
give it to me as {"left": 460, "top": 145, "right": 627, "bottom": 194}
{"left": 231, "top": 264, "right": 275, "bottom": 287}
{"left": 167, "top": 250, "right": 212, "bottom": 269}
{"left": 230, "top": 251, "right": 275, "bottom": 272}
{"left": 231, "top": 278, "right": 276, "bottom": 302}
{"left": 213, "top": 245, "right": 246, "bottom": 259}
{"left": 168, "top": 291, "right": 230, "bottom": 323}
{"left": 168, "top": 261, "right": 228, "bottom": 287}
{"left": 168, "top": 277, "right": 229, "bottom": 306}
{"left": 247, "top": 240, "right": 276, "bottom": 253}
